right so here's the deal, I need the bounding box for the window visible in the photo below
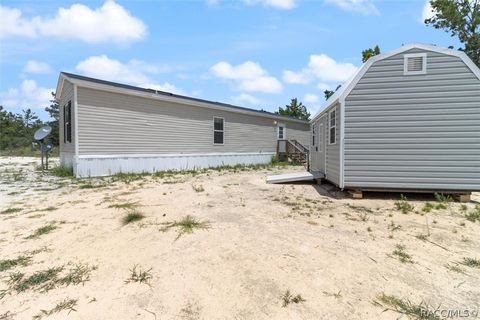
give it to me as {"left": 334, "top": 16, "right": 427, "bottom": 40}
{"left": 329, "top": 108, "right": 336, "bottom": 145}
{"left": 213, "top": 117, "right": 224, "bottom": 145}
{"left": 404, "top": 53, "right": 427, "bottom": 75}
{"left": 318, "top": 123, "right": 323, "bottom": 152}
{"left": 277, "top": 123, "right": 285, "bottom": 139}
{"left": 312, "top": 124, "right": 316, "bottom": 148}
{"left": 64, "top": 101, "right": 72, "bottom": 143}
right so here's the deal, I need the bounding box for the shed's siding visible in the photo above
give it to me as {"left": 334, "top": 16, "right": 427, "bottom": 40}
{"left": 326, "top": 103, "right": 341, "bottom": 185}
{"left": 76, "top": 87, "right": 309, "bottom": 155}
{"left": 344, "top": 48, "right": 480, "bottom": 190}
{"left": 59, "top": 80, "right": 75, "bottom": 155}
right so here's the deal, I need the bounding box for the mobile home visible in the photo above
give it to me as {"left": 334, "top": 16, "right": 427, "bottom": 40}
{"left": 310, "top": 44, "right": 480, "bottom": 198}
{"left": 56, "top": 73, "right": 310, "bottom": 177}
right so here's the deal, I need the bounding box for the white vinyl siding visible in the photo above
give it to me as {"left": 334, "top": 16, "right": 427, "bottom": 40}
{"left": 76, "top": 87, "right": 310, "bottom": 155}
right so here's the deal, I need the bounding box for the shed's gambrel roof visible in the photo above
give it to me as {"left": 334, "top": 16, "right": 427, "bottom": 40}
{"left": 55, "top": 72, "right": 309, "bottom": 124}
{"left": 311, "top": 43, "right": 480, "bottom": 122}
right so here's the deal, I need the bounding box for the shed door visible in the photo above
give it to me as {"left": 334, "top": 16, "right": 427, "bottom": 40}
{"left": 311, "top": 117, "right": 326, "bottom": 172}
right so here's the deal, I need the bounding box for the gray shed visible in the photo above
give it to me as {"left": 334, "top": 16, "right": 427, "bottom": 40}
{"left": 310, "top": 43, "right": 480, "bottom": 197}
{"left": 55, "top": 73, "right": 310, "bottom": 177}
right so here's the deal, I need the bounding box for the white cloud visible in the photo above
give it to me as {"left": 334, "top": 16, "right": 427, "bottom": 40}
{"left": 143, "top": 82, "right": 185, "bottom": 95}
{"left": 232, "top": 93, "right": 261, "bottom": 106}
{"left": 76, "top": 55, "right": 183, "bottom": 94}
{"left": 325, "top": 0, "right": 379, "bottom": 15}
{"left": 283, "top": 53, "right": 358, "bottom": 88}
{"left": 210, "top": 61, "right": 283, "bottom": 94}
{"left": 24, "top": 60, "right": 52, "bottom": 74}
{"left": 282, "top": 70, "right": 311, "bottom": 84}
{"left": 0, "top": 80, "right": 53, "bottom": 109}
{"left": 421, "top": 0, "right": 435, "bottom": 22}
{"left": 0, "top": 1, "right": 146, "bottom": 44}
{"left": 303, "top": 93, "right": 319, "bottom": 104}
{"left": 243, "top": 0, "right": 296, "bottom": 9}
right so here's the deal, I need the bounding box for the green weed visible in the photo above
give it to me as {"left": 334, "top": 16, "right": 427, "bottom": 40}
{"left": 160, "top": 215, "right": 210, "bottom": 240}
{"left": 394, "top": 195, "right": 414, "bottom": 214}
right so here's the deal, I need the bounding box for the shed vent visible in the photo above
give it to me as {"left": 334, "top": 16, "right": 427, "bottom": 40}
{"left": 404, "top": 53, "right": 427, "bottom": 75}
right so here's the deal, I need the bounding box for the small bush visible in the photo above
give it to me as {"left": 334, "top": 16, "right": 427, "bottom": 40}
{"left": 50, "top": 165, "right": 73, "bottom": 177}
{"left": 434, "top": 193, "right": 452, "bottom": 209}
{"left": 1, "top": 207, "right": 22, "bottom": 214}
{"left": 25, "top": 224, "right": 57, "bottom": 239}
{"left": 160, "top": 215, "right": 210, "bottom": 240}
{"left": 33, "top": 298, "right": 78, "bottom": 320}
{"left": 465, "top": 205, "right": 480, "bottom": 222}
{"left": 125, "top": 265, "right": 153, "bottom": 285}
{"left": 460, "top": 257, "right": 480, "bottom": 268}
{"left": 394, "top": 195, "right": 414, "bottom": 214}
{"left": 422, "top": 203, "right": 435, "bottom": 213}
{"left": 376, "top": 293, "right": 440, "bottom": 320}
{"left": 282, "top": 290, "right": 306, "bottom": 307}
{"left": 122, "top": 211, "right": 145, "bottom": 225}
{"left": 0, "top": 255, "right": 31, "bottom": 272}
{"left": 391, "top": 244, "right": 413, "bottom": 263}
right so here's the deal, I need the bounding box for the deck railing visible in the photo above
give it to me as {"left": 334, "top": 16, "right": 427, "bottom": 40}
{"left": 276, "top": 139, "right": 309, "bottom": 170}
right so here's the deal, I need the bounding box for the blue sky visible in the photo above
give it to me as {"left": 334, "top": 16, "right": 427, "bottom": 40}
{"left": 0, "top": 0, "right": 460, "bottom": 120}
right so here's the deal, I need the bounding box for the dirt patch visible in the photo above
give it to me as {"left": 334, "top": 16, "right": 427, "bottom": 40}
{"left": 1, "top": 157, "right": 479, "bottom": 319}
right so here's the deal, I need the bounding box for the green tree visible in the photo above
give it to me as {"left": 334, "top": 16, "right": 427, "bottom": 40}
{"left": 362, "top": 45, "right": 381, "bottom": 62}
{"left": 45, "top": 92, "right": 60, "bottom": 146}
{"left": 425, "top": 0, "right": 480, "bottom": 67}
{"left": 277, "top": 98, "right": 310, "bottom": 120}
{"left": 324, "top": 85, "right": 342, "bottom": 100}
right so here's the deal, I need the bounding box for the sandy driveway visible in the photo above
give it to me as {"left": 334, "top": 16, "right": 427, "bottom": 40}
{"left": 0, "top": 157, "right": 479, "bottom": 319}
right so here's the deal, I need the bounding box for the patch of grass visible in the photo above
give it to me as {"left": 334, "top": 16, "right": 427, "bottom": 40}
{"left": 160, "top": 215, "right": 210, "bottom": 240}
{"left": 415, "top": 234, "right": 429, "bottom": 241}
{"left": 445, "top": 264, "right": 465, "bottom": 274}
{"left": 10, "top": 267, "right": 63, "bottom": 292}
{"left": 192, "top": 184, "right": 205, "bottom": 192}
{"left": 125, "top": 265, "right": 153, "bottom": 285}
{"left": 376, "top": 293, "right": 440, "bottom": 320}
{"left": 394, "top": 195, "right": 414, "bottom": 214}
{"left": 33, "top": 298, "right": 78, "bottom": 320}
{"left": 0, "top": 255, "right": 31, "bottom": 272}
{"left": 281, "top": 290, "right": 306, "bottom": 307}
{"left": 422, "top": 202, "right": 435, "bottom": 213}
{"left": 40, "top": 206, "right": 58, "bottom": 212}
{"left": 460, "top": 204, "right": 468, "bottom": 212}
{"left": 111, "top": 172, "right": 148, "bottom": 184}
{"left": 459, "top": 257, "right": 480, "bottom": 268}
{"left": 25, "top": 224, "right": 57, "bottom": 239}
{"left": 391, "top": 244, "right": 413, "bottom": 263}
{"left": 108, "top": 201, "right": 139, "bottom": 210}
{"left": 465, "top": 205, "right": 480, "bottom": 222}
{"left": 434, "top": 193, "right": 452, "bottom": 209}
{"left": 122, "top": 210, "right": 145, "bottom": 225}
{"left": 6, "top": 263, "right": 95, "bottom": 294}
{"left": 50, "top": 165, "right": 73, "bottom": 177}
{"left": 78, "top": 182, "right": 107, "bottom": 189}
{"left": 346, "top": 204, "right": 373, "bottom": 214}
{"left": 0, "top": 207, "right": 22, "bottom": 214}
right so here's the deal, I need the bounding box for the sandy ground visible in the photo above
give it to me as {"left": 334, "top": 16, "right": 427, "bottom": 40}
{"left": 0, "top": 157, "right": 479, "bottom": 320}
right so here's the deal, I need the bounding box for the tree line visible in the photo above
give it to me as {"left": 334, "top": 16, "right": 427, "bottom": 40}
{"left": 0, "top": 93, "right": 59, "bottom": 154}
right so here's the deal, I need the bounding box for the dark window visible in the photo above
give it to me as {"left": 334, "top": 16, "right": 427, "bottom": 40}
{"left": 329, "top": 108, "right": 336, "bottom": 145}
{"left": 214, "top": 117, "right": 224, "bottom": 144}
{"left": 64, "top": 101, "right": 72, "bottom": 143}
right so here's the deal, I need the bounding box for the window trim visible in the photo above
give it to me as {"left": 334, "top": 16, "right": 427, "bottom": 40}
{"left": 277, "top": 123, "right": 286, "bottom": 139}
{"left": 213, "top": 116, "right": 225, "bottom": 145}
{"left": 329, "top": 108, "right": 337, "bottom": 145}
{"left": 404, "top": 53, "right": 427, "bottom": 75}
{"left": 312, "top": 124, "right": 316, "bottom": 149}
